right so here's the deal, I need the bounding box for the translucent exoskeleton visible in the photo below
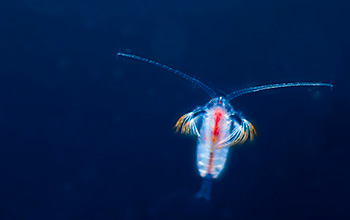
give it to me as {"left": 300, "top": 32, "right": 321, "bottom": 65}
{"left": 117, "top": 52, "right": 333, "bottom": 201}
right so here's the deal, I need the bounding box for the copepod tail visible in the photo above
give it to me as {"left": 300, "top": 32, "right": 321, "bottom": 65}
{"left": 196, "top": 175, "right": 213, "bottom": 201}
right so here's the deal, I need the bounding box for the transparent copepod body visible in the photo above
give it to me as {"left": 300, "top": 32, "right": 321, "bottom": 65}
{"left": 196, "top": 97, "right": 236, "bottom": 179}
{"left": 204, "top": 97, "right": 235, "bottom": 114}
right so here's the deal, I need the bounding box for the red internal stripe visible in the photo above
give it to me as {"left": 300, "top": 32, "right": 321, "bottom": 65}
{"left": 212, "top": 109, "right": 222, "bottom": 139}
{"left": 208, "top": 108, "right": 223, "bottom": 174}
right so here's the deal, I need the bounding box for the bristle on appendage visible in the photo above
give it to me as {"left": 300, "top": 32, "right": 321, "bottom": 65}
{"left": 174, "top": 112, "right": 200, "bottom": 136}
{"left": 215, "top": 119, "right": 256, "bottom": 149}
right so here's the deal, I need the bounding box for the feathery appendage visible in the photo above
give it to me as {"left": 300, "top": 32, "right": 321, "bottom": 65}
{"left": 215, "top": 118, "right": 256, "bottom": 149}
{"left": 174, "top": 112, "right": 200, "bottom": 136}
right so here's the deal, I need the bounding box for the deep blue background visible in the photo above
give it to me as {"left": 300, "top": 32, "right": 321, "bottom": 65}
{"left": 0, "top": 0, "right": 349, "bottom": 219}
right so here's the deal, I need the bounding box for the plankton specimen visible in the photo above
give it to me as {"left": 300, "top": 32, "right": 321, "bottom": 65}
{"left": 117, "top": 52, "right": 332, "bottom": 201}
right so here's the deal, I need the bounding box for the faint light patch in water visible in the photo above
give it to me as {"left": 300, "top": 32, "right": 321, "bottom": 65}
{"left": 123, "top": 206, "right": 138, "bottom": 220}
{"left": 121, "top": 23, "right": 144, "bottom": 39}
{"left": 147, "top": 189, "right": 214, "bottom": 218}
{"left": 311, "top": 90, "right": 321, "bottom": 100}
{"left": 78, "top": 3, "right": 103, "bottom": 31}
{"left": 112, "top": 68, "right": 124, "bottom": 80}
{"left": 57, "top": 56, "right": 72, "bottom": 70}
{"left": 22, "top": 0, "right": 76, "bottom": 18}
{"left": 62, "top": 181, "right": 73, "bottom": 191}
{"left": 309, "top": 87, "right": 333, "bottom": 113}
{"left": 23, "top": 42, "right": 36, "bottom": 53}
{"left": 150, "top": 20, "right": 187, "bottom": 61}
{"left": 113, "top": 114, "right": 122, "bottom": 124}
{"left": 310, "top": 179, "right": 327, "bottom": 189}
{"left": 275, "top": 167, "right": 286, "bottom": 177}
{"left": 81, "top": 160, "right": 97, "bottom": 182}
{"left": 77, "top": 2, "right": 129, "bottom": 31}
{"left": 0, "top": 109, "right": 6, "bottom": 126}
{"left": 221, "top": 209, "right": 233, "bottom": 219}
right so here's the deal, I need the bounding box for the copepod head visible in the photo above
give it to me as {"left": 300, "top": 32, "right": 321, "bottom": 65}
{"left": 205, "top": 97, "right": 234, "bottom": 112}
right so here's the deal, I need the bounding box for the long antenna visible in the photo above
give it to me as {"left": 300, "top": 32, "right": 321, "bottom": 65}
{"left": 226, "top": 82, "right": 333, "bottom": 101}
{"left": 117, "top": 52, "right": 217, "bottom": 98}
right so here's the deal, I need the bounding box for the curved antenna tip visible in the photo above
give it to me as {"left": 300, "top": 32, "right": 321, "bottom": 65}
{"left": 226, "top": 82, "right": 334, "bottom": 101}
{"left": 116, "top": 52, "right": 217, "bottom": 98}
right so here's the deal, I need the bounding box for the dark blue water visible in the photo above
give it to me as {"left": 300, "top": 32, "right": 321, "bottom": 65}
{"left": 0, "top": 0, "right": 349, "bottom": 219}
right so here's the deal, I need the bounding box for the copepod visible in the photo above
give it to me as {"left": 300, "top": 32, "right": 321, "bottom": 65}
{"left": 117, "top": 52, "right": 332, "bottom": 201}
